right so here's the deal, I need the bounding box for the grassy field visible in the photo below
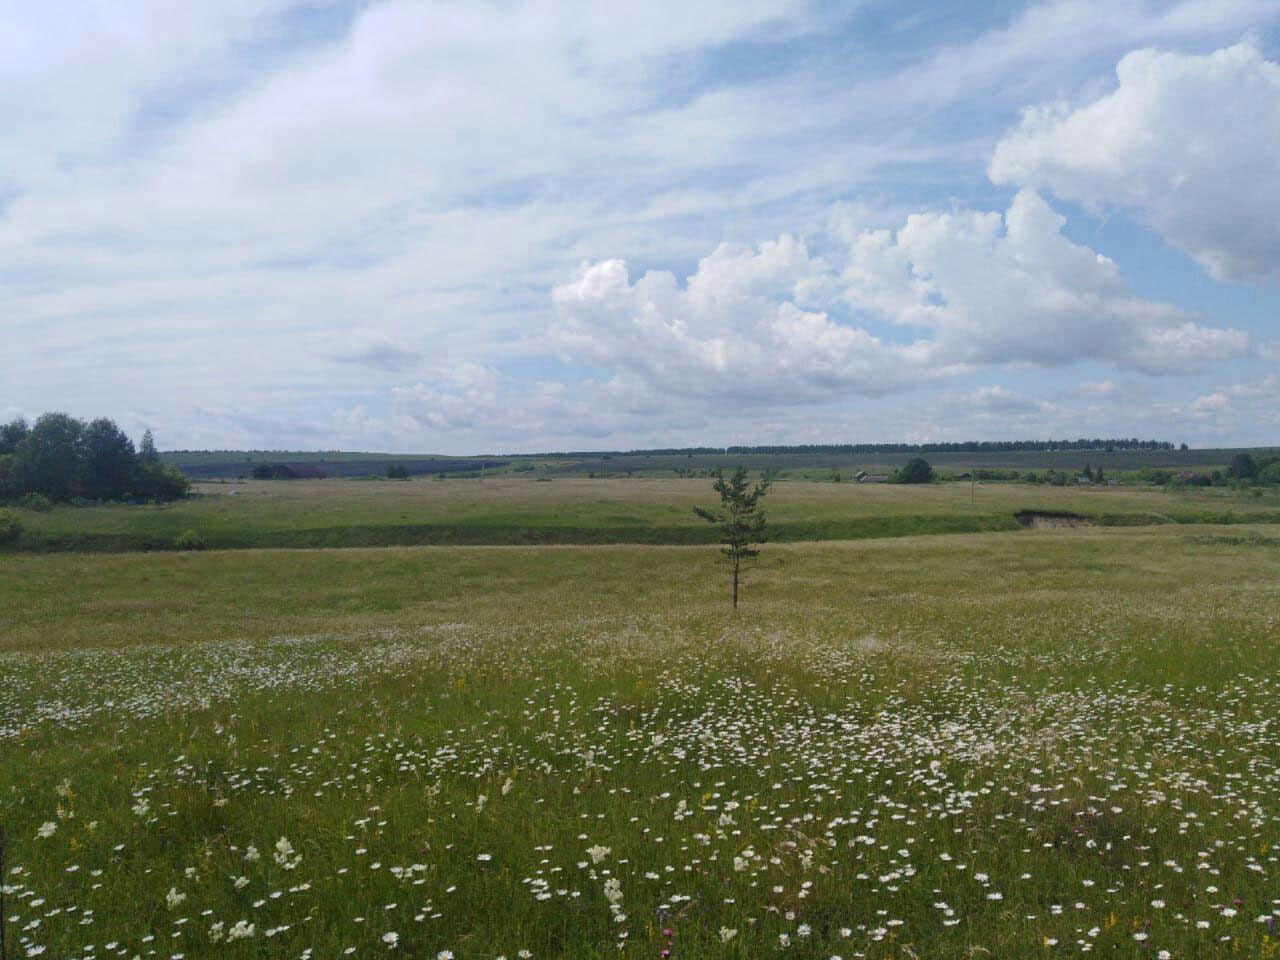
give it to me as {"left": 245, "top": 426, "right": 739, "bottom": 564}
{"left": 6, "top": 476, "right": 1280, "bottom": 552}
{"left": 162, "top": 447, "right": 1274, "bottom": 480}
{"left": 4, "top": 524, "right": 1280, "bottom": 958}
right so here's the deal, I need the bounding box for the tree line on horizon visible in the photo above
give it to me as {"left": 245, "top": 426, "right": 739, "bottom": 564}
{"left": 538, "top": 438, "right": 1183, "bottom": 458}
{"left": 0, "top": 413, "right": 189, "bottom": 504}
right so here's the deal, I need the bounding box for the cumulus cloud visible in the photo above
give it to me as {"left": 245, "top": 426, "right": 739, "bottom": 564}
{"left": 1184, "top": 375, "right": 1280, "bottom": 436}
{"left": 841, "top": 189, "right": 1248, "bottom": 374}
{"left": 549, "top": 190, "right": 1249, "bottom": 409}
{"left": 990, "top": 42, "right": 1280, "bottom": 283}
{"left": 391, "top": 364, "right": 503, "bottom": 433}
{"left": 551, "top": 236, "right": 913, "bottom": 403}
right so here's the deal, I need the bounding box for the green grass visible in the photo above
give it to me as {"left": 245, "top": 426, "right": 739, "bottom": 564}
{"left": 162, "top": 445, "right": 1274, "bottom": 478}
{"left": 4, "top": 525, "right": 1280, "bottom": 958}
{"left": 6, "top": 476, "right": 1280, "bottom": 552}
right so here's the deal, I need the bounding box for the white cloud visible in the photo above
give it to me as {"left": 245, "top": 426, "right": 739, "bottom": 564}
{"left": 550, "top": 235, "right": 916, "bottom": 403}
{"left": 1078, "top": 379, "right": 1119, "bottom": 398}
{"left": 549, "top": 190, "right": 1249, "bottom": 410}
{"left": 841, "top": 189, "right": 1248, "bottom": 374}
{"left": 990, "top": 42, "right": 1280, "bottom": 283}
{"left": 3, "top": 2, "right": 1277, "bottom": 451}
{"left": 962, "top": 385, "right": 1049, "bottom": 415}
{"left": 1184, "top": 375, "right": 1280, "bottom": 437}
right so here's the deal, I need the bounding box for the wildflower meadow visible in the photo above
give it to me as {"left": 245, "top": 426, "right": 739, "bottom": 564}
{"left": 4, "top": 524, "right": 1280, "bottom": 958}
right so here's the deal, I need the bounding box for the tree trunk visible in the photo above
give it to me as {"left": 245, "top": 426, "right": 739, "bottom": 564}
{"left": 732, "top": 556, "right": 739, "bottom": 609}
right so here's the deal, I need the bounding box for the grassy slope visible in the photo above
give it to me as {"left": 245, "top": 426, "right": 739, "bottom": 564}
{"left": 163, "top": 446, "right": 1275, "bottom": 477}
{"left": 4, "top": 527, "right": 1280, "bottom": 959}
{"left": 1, "top": 523, "right": 1275, "bottom": 653}
{"left": 6, "top": 476, "right": 1280, "bottom": 552}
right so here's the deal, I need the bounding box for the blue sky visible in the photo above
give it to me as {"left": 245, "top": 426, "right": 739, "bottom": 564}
{"left": 2, "top": 0, "right": 1279, "bottom": 453}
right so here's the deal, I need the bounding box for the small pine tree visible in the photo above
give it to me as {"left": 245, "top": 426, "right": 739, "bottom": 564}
{"left": 694, "top": 467, "right": 769, "bottom": 610}
{"left": 1083, "top": 463, "right": 1094, "bottom": 482}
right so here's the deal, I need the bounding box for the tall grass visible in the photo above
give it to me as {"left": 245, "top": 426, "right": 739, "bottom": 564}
{"left": 4, "top": 526, "right": 1280, "bottom": 957}
{"left": 5, "top": 477, "right": 1279, "bottom": 552}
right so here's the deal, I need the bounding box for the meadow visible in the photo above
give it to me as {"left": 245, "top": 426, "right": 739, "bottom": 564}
{"left": 6, "top": 476, "right": 1280, "bottom": 552}
{"left": 4, "top": 520, "right": 1280, "bottom": 959}
{"left": 162, "top": 447, "right": 1265, "bottom": 480}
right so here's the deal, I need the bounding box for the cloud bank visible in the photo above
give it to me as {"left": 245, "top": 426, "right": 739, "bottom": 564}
{"left": 550, "top": 189, "right": 1249, "bottom": 411}
{"left": 991, "top": 42, "right": 1280, "bottom": 282}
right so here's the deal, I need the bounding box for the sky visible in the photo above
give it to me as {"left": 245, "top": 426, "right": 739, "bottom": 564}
{"left": 3, "top": 0, "right": 1279, "bottom": 454}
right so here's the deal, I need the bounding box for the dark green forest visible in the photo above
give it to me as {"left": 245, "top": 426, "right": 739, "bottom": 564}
{"left": 0, "top": 413, "right": 188, "bottom": 505}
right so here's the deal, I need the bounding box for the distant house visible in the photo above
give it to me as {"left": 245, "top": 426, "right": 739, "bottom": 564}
{"left": 854, "top": 470, "right": 889, "bottom": 483}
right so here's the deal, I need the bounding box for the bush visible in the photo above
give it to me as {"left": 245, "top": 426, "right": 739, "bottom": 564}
{"left": 895, "top": 458, "right": 935, "bottom": 484}
{"left": 386, "top": 463, "right": 409, "bottom": 480}
{"left": 1229, "top": 452, "right": 1258, "bottom": 481}
{"left": 0, "top": 508, "right": 21, "bottom": 544}
{"left": 174, "top": 529, "right": 205, "bottom": 551}
{"left": 20, "top": 492, "right": 53, "bottom": 512}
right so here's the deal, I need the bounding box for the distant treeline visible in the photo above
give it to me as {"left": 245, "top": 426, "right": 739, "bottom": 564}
{"left": 543, "top": 439, "right": 1179, "bottom": 458}
{"left": 0, "top": 413, "right": 189, "bottom": 504}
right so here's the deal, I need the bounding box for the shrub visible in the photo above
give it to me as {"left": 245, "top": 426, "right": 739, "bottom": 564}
{"left": 0, "top": 508, "right": 21, "bottom": 544}
{"left": 895, "top": 458, "right": 934, "bottom": 484}
{"left": 386, "top": 463, "right": 409, "bottom": 480}
{"left": 20, "top": 492, "right": 53, "bottom": 512}
{"left": 1229, "top": 452, "right": 1258, "bottom": 480}
{"left": 174, "top": 529, "right": 205, "bottom": 551}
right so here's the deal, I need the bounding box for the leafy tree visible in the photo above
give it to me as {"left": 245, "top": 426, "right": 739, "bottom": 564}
{"left": 132, "top": 458, "right": 190, "bottom": 500}
{"left": 138, "top": 429, "right": 160, "bottom": 465}
{"left": 83, "top": 418, "right": 137, "bottom": 500}
{"left": 386, "top": 463, "right": 409, "bottom": 480}
{"left": 0, "top": 454, "right": 15, "bottom": 500}
{"left": 896, "top": 458, "right": 934, "bottom": 484}
{"left": 694, "top": 467, "right": 769, "bottom": 610}
{"left": 13, "top": 412, "right": 85, "bottom": 501}
{"left": 0, "top": 418, "right": 29, "bottom": 456}
{"left": 1229, "top": 452, "right": 1258, "bottom": 481}
{"left": 132, "top": 429, "right": 189, "bottom": 500}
